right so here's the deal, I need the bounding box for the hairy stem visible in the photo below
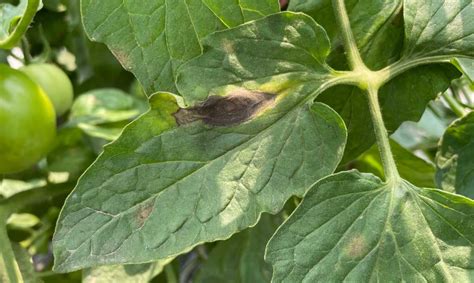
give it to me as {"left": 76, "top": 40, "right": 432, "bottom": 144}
{"left": 333, "top": 0, "right": 400, "bottom": 182}
{"left": 366, "top": 87, "right": 400, "bottom": 181}
{"left": 380, "top": 56, "right": 453, "bottom": 83}
{"left": 0, "top": 0, "right": 40, "bottom": 49}
{"left": 332, "top": 0, "right": 366, "bottom": 70}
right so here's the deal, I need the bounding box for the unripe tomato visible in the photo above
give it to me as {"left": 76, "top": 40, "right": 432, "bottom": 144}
{"left": 21, "top": 64, "right": 74, "bottom": 116}
{"left": 0, "top": 65, "right": 56, "bottom": 174}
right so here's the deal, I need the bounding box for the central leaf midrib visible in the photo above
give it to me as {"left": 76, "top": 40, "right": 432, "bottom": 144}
{"left": 354, "top": 180, "right": 406, "bottom": 281}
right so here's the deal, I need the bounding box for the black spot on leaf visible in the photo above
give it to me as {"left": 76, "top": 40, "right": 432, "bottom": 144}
{"left": 174, "top": 89, "right": 276, "bottom": 127}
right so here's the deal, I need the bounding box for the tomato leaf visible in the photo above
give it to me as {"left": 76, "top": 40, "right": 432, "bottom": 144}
{"left": 436, "top": 111, "right": 474, "bottom": 199}
{"left": 266, "top": 171, "right": 474, "bottom": 282}
{"left": 289, "top": 0, "right": 403, "bottom": 70}
{"left": 402, "top": 0, "right": 473, "bottom": 59}
{"left": 82, "top": 259, "right": 173, "bottom": 283}
{"left": 176, "top": 12, "right": 333, "bottom": 104}
{"left": 453, "top": 58, "right": 474, "bottom": 81}
{"left": 80, "top": 0, "right": 279, "bottom": 94}
{"left": 68, "top": 89, "right": 147, "bottom": 126}
{"left": 53, "top": 91, "right": 346, "bottom": 271}
{"left": 52, "top": 14, "right": 351, "bottom": 271}
{"left": 54, "top": 13, "right": 346, "bottom": 271}
{"left": 66, "top": 88, "right": 148, "bottom": 140}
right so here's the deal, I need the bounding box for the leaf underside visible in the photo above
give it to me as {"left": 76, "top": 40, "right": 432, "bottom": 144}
{"left": 454, "top": 58, "right": 474, "bottom": 81}
{"left": 266, "top": 171, "right": 474, "bottom": 282}
{"left": 267, "top": 1, "right": 474, "bottom": 281}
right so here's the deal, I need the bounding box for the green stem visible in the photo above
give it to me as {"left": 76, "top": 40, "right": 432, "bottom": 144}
{"left": 164, "top": 264, "right": 178, "bottom": 283}
{"left": 332, "top": 0, "right": 400, "bottom": 182}
{"left": 333, "top": 55, "right": 458, "bottom": 90}
{"left": 442, "top": 90, "right": 467, "bottom": 118}
{"left": 366, "top": 87, "right": 400, "bottom": 182}
{"left": 0, "top": 0, "right": 40, "bottom": 49}
{"left": 20, "top": 38, "right": 32, "bottom": 65}
{"left": 332, "top": 0, "right": 365, "bottom": 70}
{"left": 0, "top": 212, "right": 23, "bottom": 283}
{"left": 380, "top": 55, "right": 453, "bottom": 83}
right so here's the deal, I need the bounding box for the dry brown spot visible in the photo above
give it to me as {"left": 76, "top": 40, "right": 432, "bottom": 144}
{"left": 345, "top": 235, "right": 367, "bottom": 258}
{"left": 136, "top": 201, "right": 154, "bottom": 228}
{"left": 111, "top": 49, "right": 132, "bottom": 70}
{"left": 222, "top": 39, "right": 235, "bottom": 53}
{"left": 174, "top": 89, "right": 276, "bottom": 127}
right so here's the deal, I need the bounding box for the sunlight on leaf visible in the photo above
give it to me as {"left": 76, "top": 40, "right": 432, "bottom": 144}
{"left": 80, "top": 0, "right": 279, "bottom": 93}
{"left": 53, "top": 13, "right": 348, "bottom": 272}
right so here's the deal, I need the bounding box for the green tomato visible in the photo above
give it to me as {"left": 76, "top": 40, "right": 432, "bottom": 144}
{"left": 0, "top": 64, "right": 56, "bottom": 174}
{"left": 21, "top": 63, "right": 74, "bottom": 116}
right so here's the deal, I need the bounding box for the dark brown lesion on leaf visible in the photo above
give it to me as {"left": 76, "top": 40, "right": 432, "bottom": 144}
{"left": 174, "top": 89, "right": 276, "bottom": 127}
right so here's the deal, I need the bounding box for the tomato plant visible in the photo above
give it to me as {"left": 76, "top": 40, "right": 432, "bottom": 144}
{"left": 0, "top": 65, "right": 56, "bottom": 174}
{"left": 0, "top": 0, "right": 473, "bottom": 282}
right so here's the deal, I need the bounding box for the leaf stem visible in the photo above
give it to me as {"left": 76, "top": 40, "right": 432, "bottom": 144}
{"left": 20, "top": 38, "right": 32, "bottom": 65}
{"left": 331, "top": 0, "right": 365, "bottom": 71}
{"left": 164, "top": 264, "right": 178, "bottom": 283}
{"left": 442, "top": 90, "right": 467, "bottom": 118}
{"left": 0, "top": 0, "right": 41, "bottom": 49}
{"left": 332, "top": 0, "right": 400, "bottom": 182}
{"left": 379, "top": 55, "right": 453, "bottom": 83}
{"left": 0, "top": 211, "right": 24, "bottom": 283}
{"left": 366, "top": 87, "right": 400, "bottom": 182}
